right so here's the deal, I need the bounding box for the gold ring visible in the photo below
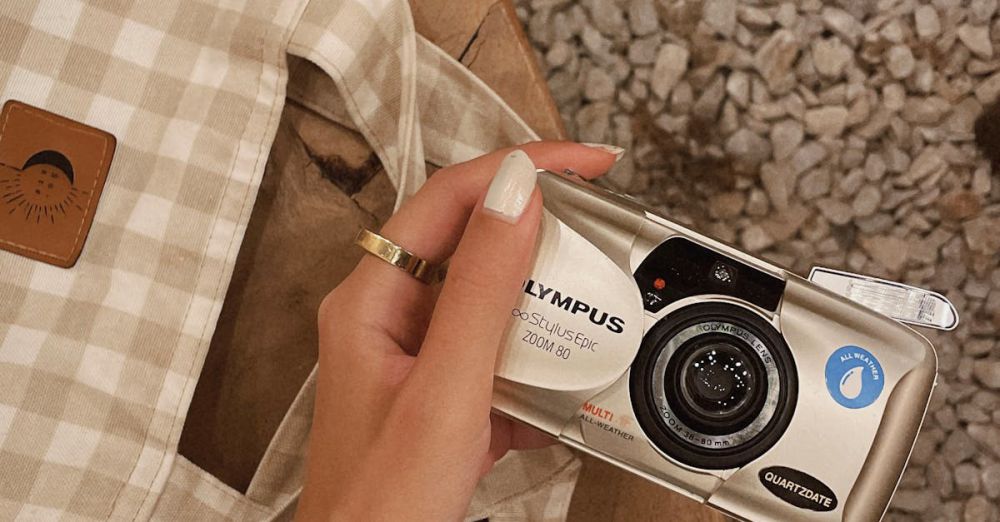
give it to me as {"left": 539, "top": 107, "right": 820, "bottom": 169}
{"left": 354, "top": 228, "right": 436, "bottom": 284}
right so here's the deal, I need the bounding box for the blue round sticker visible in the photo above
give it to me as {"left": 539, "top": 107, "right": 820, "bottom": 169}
{"left": 825, "top": 346, "right": 884, "bottom": 409}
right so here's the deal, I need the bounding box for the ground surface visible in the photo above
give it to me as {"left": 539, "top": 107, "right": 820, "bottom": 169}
{"left": 513, "top": 1, "right": 1000, "bottom": 520}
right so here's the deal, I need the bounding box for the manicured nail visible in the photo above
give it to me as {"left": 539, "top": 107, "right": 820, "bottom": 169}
{"left": 483, "top": 150, "right": 537, "bottom": 223}
{"left": 582, "top": 142, "right": 626, "bottom": 161}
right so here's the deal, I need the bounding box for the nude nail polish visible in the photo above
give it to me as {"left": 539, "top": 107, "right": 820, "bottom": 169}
{"left": 582, "top": 142, "right": 626, "bottom": 161}
{"left": 483, "top": 150, "right": 537, "bottom": 223}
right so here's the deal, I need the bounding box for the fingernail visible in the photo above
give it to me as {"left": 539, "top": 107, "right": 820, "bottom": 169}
{"left": 582, "top": 142, "right": 626, "bottom": 162}
{"left": 483, "top": 150, "right": 537, "bottom": 223}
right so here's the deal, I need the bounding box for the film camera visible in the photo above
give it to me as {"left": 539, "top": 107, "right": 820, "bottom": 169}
{"left": 493, "top": 170, "right": 954, "bottom": 521}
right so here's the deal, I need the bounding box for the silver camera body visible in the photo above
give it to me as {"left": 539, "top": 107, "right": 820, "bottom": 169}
{"left": 492, "top": 171, "right": 938, "bottom": 521}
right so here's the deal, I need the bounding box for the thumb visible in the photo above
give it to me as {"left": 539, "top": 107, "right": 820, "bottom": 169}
{"left": 407, "top": 150, "right": 541, "bottom": 411}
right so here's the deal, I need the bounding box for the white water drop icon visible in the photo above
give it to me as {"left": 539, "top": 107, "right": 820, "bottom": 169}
{"left": 839, "top": 367, "right": 863, "bottom": 400}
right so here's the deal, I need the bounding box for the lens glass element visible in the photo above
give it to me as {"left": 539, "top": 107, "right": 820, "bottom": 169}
{"left": 680, "top": 343, "right": 755, "bottom": 420}
{"left": 650, "top": 319, "right": 780, "bottom": 446}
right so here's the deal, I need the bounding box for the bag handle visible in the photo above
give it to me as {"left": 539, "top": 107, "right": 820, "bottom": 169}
{"left": 286, "top": 0, "right": 426, "bottom": 211}
{"left": 152, "top": 0, "right": 577, "bottom": 519}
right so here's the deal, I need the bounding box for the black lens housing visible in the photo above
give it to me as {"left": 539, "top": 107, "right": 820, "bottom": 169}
{"left": 630, "top": 302, "right": 797, "bottom": 470}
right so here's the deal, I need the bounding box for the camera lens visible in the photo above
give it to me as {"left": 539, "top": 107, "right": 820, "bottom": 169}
{"left": 680, "top": 343, "right": 756, "bottom": 420}
{"left": 665, "top": 335, "right": 769, "bottom": 436}
{"left": 630, "top": 303, "right": 797, "bottom": 470}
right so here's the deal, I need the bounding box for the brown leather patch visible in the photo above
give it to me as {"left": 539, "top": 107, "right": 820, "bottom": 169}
{"left": 0, "top": 100, "right": 116, "bottom": 268}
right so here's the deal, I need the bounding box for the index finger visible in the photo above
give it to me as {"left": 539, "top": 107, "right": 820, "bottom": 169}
{"left": 337, "top": 141, "right": 620, "bottom": 350}
{"left": 396, "top": 150, "right": 543, "bottom": 447}
{"left": 381, "top": 141, "right": 618, "bottom": 266}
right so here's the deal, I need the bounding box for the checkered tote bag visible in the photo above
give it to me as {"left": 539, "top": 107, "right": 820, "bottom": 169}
{"left": 0, "top": 0, "right": 580, "bottom": 520}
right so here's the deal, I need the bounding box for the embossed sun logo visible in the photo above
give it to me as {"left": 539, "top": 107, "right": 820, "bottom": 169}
{"left": 0, "top": 150, "right": 88, "bottom": 224}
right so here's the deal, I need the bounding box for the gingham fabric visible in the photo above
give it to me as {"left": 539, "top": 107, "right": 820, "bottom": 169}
{"left": 0, "top": 0, "right": 580, "bottom": 520}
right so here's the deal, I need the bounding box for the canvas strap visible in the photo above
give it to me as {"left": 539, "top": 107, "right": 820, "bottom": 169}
{"left": 150, "top": 0, "right": 580, "bottom": 520}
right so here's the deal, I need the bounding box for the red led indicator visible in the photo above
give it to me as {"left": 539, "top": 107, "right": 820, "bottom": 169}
{"left": 653, "top": 277, "right": 666, "bottom": 290}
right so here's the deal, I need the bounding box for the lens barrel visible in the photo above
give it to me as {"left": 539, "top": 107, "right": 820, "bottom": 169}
{"left": 630, "top": 302, "right": 797, "bottom": 469}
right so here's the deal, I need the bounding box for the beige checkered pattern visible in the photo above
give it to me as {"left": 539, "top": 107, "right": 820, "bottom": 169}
{"left": 0, "top": 0, "right": 308, "bottom": 518}
{"left": 0, "top": 0, "right": 580, "bottom": 520}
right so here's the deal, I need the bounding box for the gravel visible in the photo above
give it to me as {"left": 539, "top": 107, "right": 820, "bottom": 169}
{"left": 804, "top": 105, "right": 849, "bottom": 137}
{"left": 886, "top": 45, "right": 916, "bottom": 79}
{"left": 964, "top": 496, "right": 997, "bottom": 521}
{"left": 650, "top": 43, "right": 689, "bottom": 99}
{"left": 958, "top": 24, "right": 994, "bottom": 60}
{"left": 983, "top": 463, "right": 1000, "bottom": 498}
{"left": 515, "top": 0, "right": 1000, "bottom": 519}
{"left": 915, "top": 6, "right": 942, "bottom": 41}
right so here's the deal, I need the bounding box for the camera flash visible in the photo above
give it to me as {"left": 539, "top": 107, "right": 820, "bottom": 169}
{"left": 808, "top": 267, "right": 959, "bottom": 331}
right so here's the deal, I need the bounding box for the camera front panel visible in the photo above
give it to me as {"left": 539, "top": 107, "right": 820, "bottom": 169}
{"left": 494, "top": 172, "right": 937, "bottom": 521}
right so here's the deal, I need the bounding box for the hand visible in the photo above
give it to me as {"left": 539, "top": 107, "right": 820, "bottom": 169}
{"left": 296, "top": 142, "right": 618, "bottom": 521}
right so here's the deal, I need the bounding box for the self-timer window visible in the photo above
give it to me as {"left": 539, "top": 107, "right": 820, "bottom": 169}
{"left": 710, "top": 261, "right": 736, "bottom": 286}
